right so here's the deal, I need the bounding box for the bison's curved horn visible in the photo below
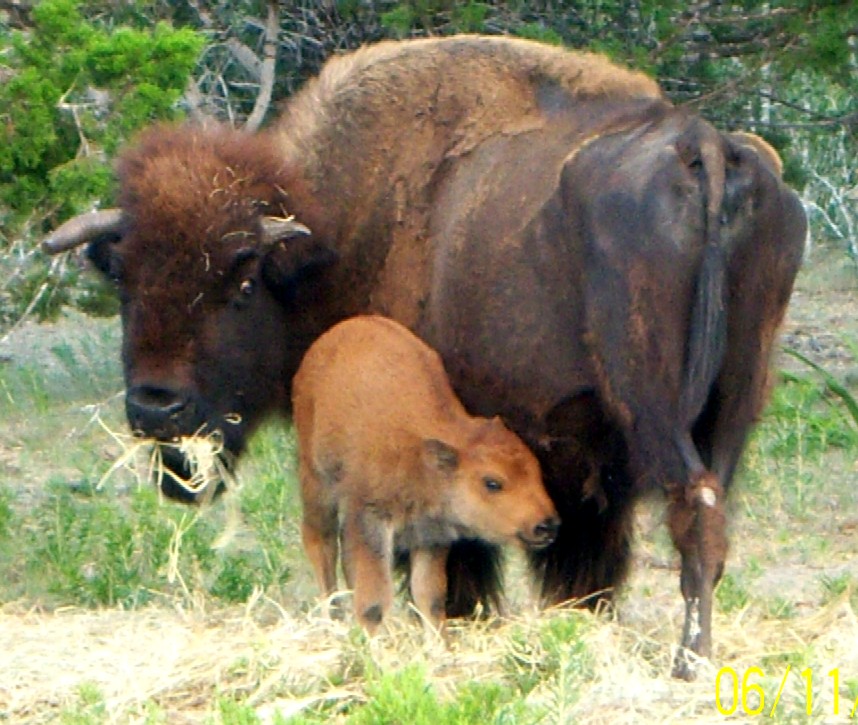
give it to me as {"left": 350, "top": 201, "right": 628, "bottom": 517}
{"left": 259, "top": 215, "right": 312, "bottom": 245}
{"left": 42, "top": 209, "right": 125, "bottom": 254}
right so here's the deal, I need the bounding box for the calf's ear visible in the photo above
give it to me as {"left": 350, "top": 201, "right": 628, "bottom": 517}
{"left": 422, "top": 439, "right": 460, "bottom": 476}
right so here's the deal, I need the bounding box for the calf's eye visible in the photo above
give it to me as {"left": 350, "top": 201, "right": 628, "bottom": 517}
{"left": 483, "top": 477, "right": 503, "bottom": 492}
{"left": 239, "top": 279, "right": 254, "bottom": 296}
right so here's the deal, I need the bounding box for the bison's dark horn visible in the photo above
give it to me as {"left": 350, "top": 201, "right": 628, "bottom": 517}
{"left": 42, "top": 209, "right": 125, "bottom": 254}
{"left": 259, "top": 215, "right": 312, "bottom": 245}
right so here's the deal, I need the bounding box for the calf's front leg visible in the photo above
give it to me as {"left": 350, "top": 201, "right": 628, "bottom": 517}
{"left": 410, "top": 546, "right": 449, "bottom": 632}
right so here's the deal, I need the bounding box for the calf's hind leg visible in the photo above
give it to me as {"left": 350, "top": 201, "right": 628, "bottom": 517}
{"left": 410, "top": 546, "right": 449, "bottom": 632}
{"left": 341, "top": 506, "right": 395, "bottom": 633}
{"left": 299, "top": 458, "right": 339, "bottom": 599}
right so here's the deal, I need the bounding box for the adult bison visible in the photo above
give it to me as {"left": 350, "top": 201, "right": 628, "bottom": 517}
{"left": 44, "top": 35, "right": 806, "bottom": 676}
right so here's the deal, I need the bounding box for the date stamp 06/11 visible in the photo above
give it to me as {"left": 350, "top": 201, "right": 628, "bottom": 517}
{"left": 715, "top": 666, "right": 858, "bottom": 718}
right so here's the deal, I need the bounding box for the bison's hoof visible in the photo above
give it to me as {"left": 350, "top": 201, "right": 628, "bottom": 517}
{"left": 671, "top": 648, "right": 700, "bottom": 681}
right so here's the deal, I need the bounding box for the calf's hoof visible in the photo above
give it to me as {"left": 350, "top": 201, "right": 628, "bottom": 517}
{"left": 358, "top": 602, "right": 385, "bottom": 634}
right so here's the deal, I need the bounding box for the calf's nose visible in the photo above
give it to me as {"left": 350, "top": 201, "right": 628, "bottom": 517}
{"left": 533, "top": 516, "right": 560, "bottom": 544}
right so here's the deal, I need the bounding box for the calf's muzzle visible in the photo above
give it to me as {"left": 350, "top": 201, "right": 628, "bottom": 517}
{"left": 524, "top": 515, "right": 561, "bottom": 549}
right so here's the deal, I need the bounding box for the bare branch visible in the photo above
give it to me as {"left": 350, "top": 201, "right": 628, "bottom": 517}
{"left": 226, "top": 38, "right": 262, "bottom": 81}
{"left": 702, "top": 7, "right": 801, "bottom": 25}
{"left": 182, "top": 75, "right": 210, "bottom": 123}
{"left": 185, "top": 0, "right": 213, "bottom": 29}
{"left": 0, "top": 0, "right": 35, "bottom": 30}
{"left": 243, "top": 0, "right": 279, "bottom": 133}
{"left": 55, "top": 81, "right": 110, "bottom": 159}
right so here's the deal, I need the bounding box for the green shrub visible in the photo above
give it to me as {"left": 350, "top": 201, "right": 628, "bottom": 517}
{"left": 0, "top": 486, "right": 13, "bottom": 541}
{"left": 505, "top": 610, "right": 592, "bottom": 696}
{"left": 1, "top": 0, "right": 203, "bottom": 222}
{"left": 0, "top": 0, "right": 204, "bottom": 327}
{"left": 347, "top": 665, "right": 535, "bottom": 725}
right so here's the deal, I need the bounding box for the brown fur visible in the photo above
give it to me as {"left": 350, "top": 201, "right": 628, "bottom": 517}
{"left": 275, "top": 35, "right": 664, "bottom": 331}
{"left": 729, "top": 131, "right": 784, "bottom": 176}
{"left": 292, "top": 315, "right": 558, "bottom": 632}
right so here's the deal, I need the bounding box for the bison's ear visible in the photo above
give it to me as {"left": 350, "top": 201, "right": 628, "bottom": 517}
{"left": 85, "top": 232, "right": 123, "bottom": 278}
{"left": 422, "top": 438, "right": 460, "bottom": 476}
{"left": 260, "top": 233, "right": 338, "bottom": 303}
{"left": 728, "top": 132, "right": 784, "bottom": 178}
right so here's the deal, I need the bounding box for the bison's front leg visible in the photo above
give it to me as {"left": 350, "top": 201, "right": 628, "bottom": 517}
{"left": 410, "top": 546, "right": 449, "bottom": 632}
{"left": 668, "top": 472, "right": 727, "bottom": 680}
{"left": 341, "top": 506, "right": 395, "bottom": 634}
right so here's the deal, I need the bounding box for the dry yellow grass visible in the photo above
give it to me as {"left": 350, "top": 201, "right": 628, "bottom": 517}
{"left": 92, "top": 413, "right": 237, "bottom": 503}
{"left": 2, "top": 581, "right": 856, "bottom": 723}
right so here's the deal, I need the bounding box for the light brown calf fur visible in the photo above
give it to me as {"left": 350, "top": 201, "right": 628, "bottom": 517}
{"left": 292, "top": 315, "right": 559, "bottom": 631}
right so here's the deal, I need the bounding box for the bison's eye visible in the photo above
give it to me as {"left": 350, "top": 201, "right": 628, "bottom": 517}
{"left": 227, "top": 248, "right": 260, "bottom": 307}
{"left": 483, "top": 477, "right": 503, "bottom": 493}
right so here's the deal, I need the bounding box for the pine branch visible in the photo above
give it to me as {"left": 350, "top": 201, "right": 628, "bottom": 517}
{"left": 244, "top": 0, "right": 279, "bottom": 133}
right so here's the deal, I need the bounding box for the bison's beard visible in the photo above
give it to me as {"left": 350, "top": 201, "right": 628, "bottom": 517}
{"left": 151, "top": 420, "right": 244, "bottom": 504}
{"left": 123, "top": 382, "right": 251, "bottom": 503}
{"left": 155, "top": 444, "right": 227, "bottom": 503}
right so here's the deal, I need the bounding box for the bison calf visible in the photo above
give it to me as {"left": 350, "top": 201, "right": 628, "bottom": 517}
{"left": 293, "top": 315, "right": 559, "bottom": 632}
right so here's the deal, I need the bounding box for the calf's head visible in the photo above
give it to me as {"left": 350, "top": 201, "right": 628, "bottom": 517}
{"left": 424, "top": 417, "right": 559, "bottom": 548}
{"left": 43, "top": 124, "right": 336, "bottom": 501}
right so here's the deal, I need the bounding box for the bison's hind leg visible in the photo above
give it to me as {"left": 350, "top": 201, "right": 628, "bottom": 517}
{"left": 445, "top": 539, "right": 504, "bottom": 618}
{"left": 410, "top": 546, "right": 449, "bottom": 633}
{"left": 668, "top": 472, "right": 727, "bottom": 680}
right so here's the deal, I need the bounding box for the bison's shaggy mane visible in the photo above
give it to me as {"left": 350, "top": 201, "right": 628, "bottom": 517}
{"left": 115, "top": 123, "right": 326, "bottom": 254}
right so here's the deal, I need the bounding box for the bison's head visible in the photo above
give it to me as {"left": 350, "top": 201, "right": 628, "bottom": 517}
{"left": 44, "top": 124, "right": 336, "bottom": 502}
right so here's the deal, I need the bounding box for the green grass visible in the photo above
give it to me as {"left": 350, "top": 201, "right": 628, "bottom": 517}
{"left": 59, "top": 683, "right": 107, "bottom": 725}
{"left": 739, "top": 371, "right": 858, "bottom": 526}
{"left": 347, "top": 666, "right": 537, "bottom": 725}
{"left": 0, "top": 425, "right": 302, "bottom": 608}
{"left": 504, "top": 610, "right": 593, "bottom": 696}
{"left": 715, "top": 572, "right": 751, "bottom": 614}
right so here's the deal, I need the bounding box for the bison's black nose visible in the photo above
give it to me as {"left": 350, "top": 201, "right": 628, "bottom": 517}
{"left": 533, "top": 516, "right": 560, "bottom": 544}
{"left": 125, "top": 384, "right": 195, "bottom": 438}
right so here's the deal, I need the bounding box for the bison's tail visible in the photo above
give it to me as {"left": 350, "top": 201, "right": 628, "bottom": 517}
{"left": 678, "top": 125, "right": 728, "bottom": 432}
